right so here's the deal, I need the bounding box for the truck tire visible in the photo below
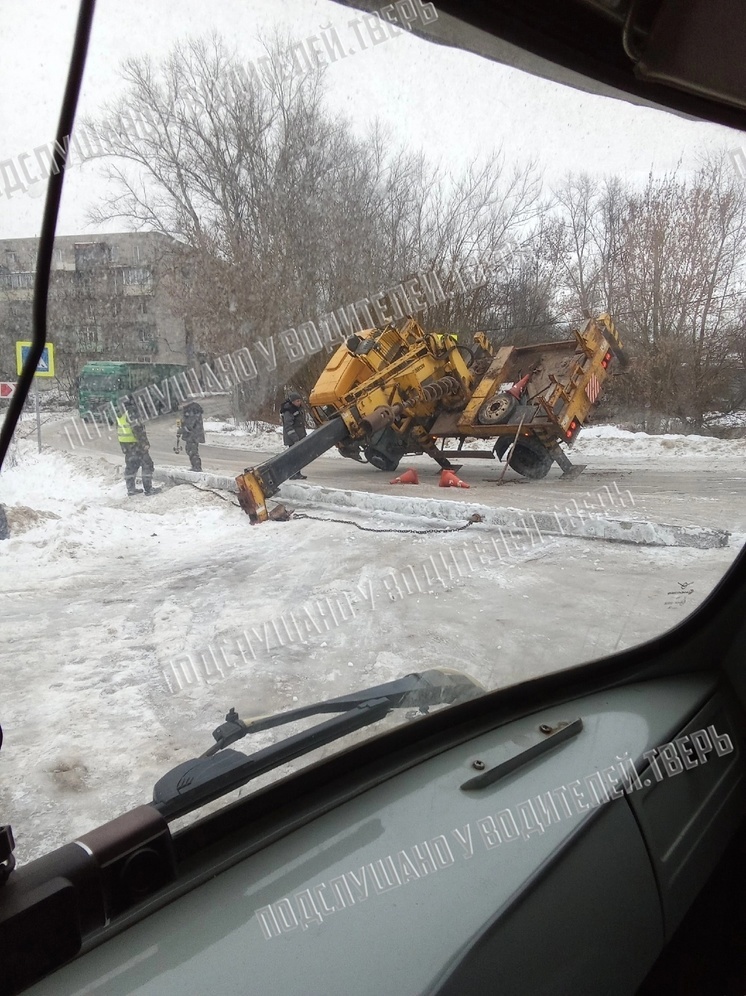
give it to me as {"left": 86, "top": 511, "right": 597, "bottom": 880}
{"left": 363, "top": 446, "right": 400, "bottom": 472}
{"left": 478, "top": 392, "right": 518, "bottom": 425}
{"left": 507, "top": 437, "right": 553, "bottom": 479}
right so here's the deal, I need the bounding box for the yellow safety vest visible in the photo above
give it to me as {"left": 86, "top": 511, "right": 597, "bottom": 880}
{"left": 117, "top": 413, "right": 136, "bottom": 444}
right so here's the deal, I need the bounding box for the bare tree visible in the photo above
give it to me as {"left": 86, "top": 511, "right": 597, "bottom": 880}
{"left": 549, "top": 158, "right": 746, "bottom": 428}
{"left": 613, "top": 158, "right": 746, "bottom": 427}
{"left": 82, "top": 34, "right": 548, "bottom": 415}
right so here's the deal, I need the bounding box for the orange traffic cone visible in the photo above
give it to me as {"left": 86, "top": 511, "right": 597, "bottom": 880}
{"left": 390, "top": 468, "right": 419, "bottom": 485}
{"left": 439, "top": 469, "right": 470, "bottom": 489}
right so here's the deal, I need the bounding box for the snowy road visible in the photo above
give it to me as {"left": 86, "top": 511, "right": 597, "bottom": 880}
{"left": 43, "top": 410, "right": 746, "bottom": 532}
{"left": 0, "top": 415, "right": 744, "bottom": 864}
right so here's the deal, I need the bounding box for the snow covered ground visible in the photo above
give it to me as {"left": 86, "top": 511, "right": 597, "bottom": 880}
{"left": 705, "top": 411, "right": 746, "bottom": 428}
{"left": 0, "top": 439, "right": 742, "bottom": 864}
{"left": 203, "top": 418, "right": 345, "bottom": 456}
{"left": 574, "top": 424, "right": 746, "bottom": 462}
{"left": 204, "top": 419, "right": 288, "bottom": 453}
{"left": 202, "top": 417, "right": 746, "bottom": 465}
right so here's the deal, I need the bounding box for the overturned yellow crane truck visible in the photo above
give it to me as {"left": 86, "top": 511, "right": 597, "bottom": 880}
{"left": 236, "top": 314, "right": 626, "bottom": 523}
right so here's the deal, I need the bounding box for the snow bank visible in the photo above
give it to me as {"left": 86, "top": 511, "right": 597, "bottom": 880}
{"left": 0, "top": 445, "right": 119, "bottom": 513}
{"left": 204, "top": 419, "right": 284, "bottom": 453}
{"left": 203, "top": 419, "right": 280, "bottom": 435}
{"left": 204, "top": 418, "right": 346, "bottom": 456}
{"left": 157, "top": 466, "right": 731, "bottom": 551}
{"left": 574, "top": 425, "right": 746, "bottom": 461}
{"left": 201, "top": 415, "right": 746, "bottom": 464}
{"left": 705, "top": 411, "right": 746, "bottom": 428}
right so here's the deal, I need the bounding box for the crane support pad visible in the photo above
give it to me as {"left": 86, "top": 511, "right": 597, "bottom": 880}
{"left": 236, "top": 417, "right": 350, "bottom": 521}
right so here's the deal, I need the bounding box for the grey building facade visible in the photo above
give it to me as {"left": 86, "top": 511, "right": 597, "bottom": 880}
{"left": 0, "top": 232, "right": 191, "bottom": 391}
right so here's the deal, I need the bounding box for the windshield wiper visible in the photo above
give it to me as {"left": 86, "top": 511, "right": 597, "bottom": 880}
{"left": 153, "top": 669, "right": 483, "bottom": 820}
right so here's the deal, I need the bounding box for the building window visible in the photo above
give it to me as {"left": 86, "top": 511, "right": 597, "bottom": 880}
{"left": 138, "top": 327, "right": 157, "bottom": 352}
{"left": 133, "top": 245, "right": 141, "bottom": 262}
{"left": 5, "top": 251, "right": 17, "bottom": 266}
{"left": 138, "top": 298, "right": 149, "bottom": 315}
{"left": 113, "top": 299, "right": 122, "bottom": 317}
{"left": 74, "top": 242, "right": 111, "bottom": 270}
{"left": 121, "top": 266, "right": 152, "bottom": 286}
{"left": 76, "top": 327, "right": 101, "bottom": 351}
{"left": 0, "top": 271, "right": 34, "bottom": 290}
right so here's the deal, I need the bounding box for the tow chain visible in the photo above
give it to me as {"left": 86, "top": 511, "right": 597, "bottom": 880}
{"left": 187, "top": 483, "right": 484, "bottom": 534}
{"left": 187, "top": 484, "right": 241, "bottom": 506}
{"left": 292, "top": 512, "right": 484, "bottom": 534}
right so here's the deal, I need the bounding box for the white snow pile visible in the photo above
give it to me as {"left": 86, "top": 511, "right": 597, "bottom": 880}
{"left": 0, "top": 446, "right": 118, "bottom": 516}
{"left": 574, "top": 425, "right": 746, "bottom": 462}
{"left": 705, "top": 411, "right": 746, "bottom": 429}
{"left": 203, "top": 418, "right": 345, "bottom": 456}
{"left": 203, "top": 418, "right": 281, "bottom": 435}
{"left": 0, "top": 445, "right": 357, "bottom": 859}
{"left": 204, "top": 419, "right": 285, "bottom": 453}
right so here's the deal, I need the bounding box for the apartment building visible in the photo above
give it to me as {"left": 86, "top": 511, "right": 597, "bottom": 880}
{"left": 0, "top": 232, "right": 191, "bottom": 388}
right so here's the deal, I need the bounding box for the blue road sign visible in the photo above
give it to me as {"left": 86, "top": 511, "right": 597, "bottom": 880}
{"left": 16, "top": 341, "right": 55, "bottom": 378}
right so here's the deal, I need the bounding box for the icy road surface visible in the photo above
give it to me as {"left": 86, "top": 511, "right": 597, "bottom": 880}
{"left": 43, "top": 411, "right": 746, "bottom": 532}
{"left": 0, "top": 440, "right": 743, "bottom": 863}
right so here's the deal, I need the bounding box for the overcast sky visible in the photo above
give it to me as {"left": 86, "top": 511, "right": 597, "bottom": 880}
{"left": 1, "top": 0, "right": 742, "bottom": 242}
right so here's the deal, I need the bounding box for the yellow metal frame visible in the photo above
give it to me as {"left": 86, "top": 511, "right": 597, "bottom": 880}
{"left": 237, "top": 314, "right": 624, "bottom": 522}
{"left": 309, "top": 320, "right": 474, "bottom": 441}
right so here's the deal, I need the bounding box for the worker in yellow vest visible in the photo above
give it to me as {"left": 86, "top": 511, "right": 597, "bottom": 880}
{"left": 117, "top": 397, "right": 159, "bottom": 496}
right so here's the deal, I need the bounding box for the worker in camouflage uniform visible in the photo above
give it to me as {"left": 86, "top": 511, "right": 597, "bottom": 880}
{"left": 176, "top": 401, "right": 205, "bottom": 472}
{"left": 280, "top": 391, "right": 307, "bottom": 480}
{"left": 117, "top": 397, "right": 159, "bottom": 496}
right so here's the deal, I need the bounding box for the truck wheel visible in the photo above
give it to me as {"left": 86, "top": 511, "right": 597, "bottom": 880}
{"left": 507, "top": 437, "right": 553, "bottom": 479}
{"left": 478, "top": 393, "right": 517, "bottom": 425}
{"left": 493, "top": 437, "right": 512, "bottom": 460}
{"left": 363, "top": 446, "right": 400, "bottom": 472}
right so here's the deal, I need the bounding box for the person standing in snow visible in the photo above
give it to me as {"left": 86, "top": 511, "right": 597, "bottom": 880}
{"left": 117, "top": 397, "right": 159, "bottom": 496}
{"left": 280, "top": 391, "right": 308, "bottom": 480}
{"left": 176, "top": 401, "right": 205, "bottom": 472}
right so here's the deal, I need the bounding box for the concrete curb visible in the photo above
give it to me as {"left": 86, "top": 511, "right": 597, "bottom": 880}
{"left": 155, "top": 468, "right": 240, "bottom": 493}
{"left": 154, "top": 469, "right": 730, "bottom": 550}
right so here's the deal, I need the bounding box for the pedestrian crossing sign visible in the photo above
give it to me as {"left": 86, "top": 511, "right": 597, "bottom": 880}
{"left": 16, "top": 341, "right": 55, "bottom": 378}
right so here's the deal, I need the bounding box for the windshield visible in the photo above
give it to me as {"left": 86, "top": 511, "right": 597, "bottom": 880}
{"left": 1, "top": 0, "right": 744, "bottom": 862}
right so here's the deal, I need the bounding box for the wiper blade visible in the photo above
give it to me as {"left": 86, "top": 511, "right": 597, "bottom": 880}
{"left": 201, "top": 667, "right": 483, "bottom": 755}
{"left": 152, "top": 669, "right": 482, "bottom": 821}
